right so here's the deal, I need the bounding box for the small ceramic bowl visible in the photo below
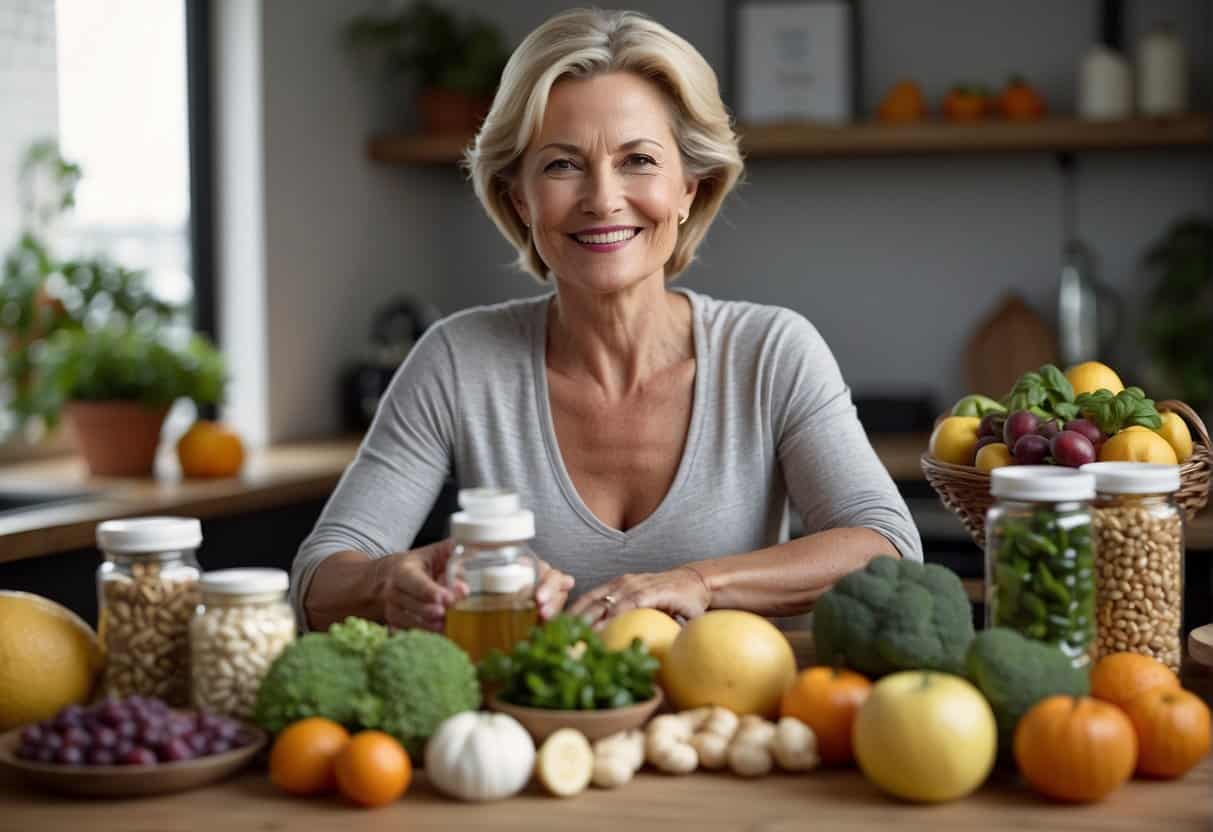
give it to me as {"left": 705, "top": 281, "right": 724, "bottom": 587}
{"left": 487, "top": 688, "right": 663, "bottom": 743}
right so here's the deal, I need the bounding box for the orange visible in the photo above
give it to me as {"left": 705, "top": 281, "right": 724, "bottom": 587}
{"left": 1090, "top": 652, "right": 1181, "bottom": 710}
{"left": 269, "top": 717, "right": 351, "bottom": 795}
{"left": 780, "top": 666, "right": 871, "bottom": 765}
{"left": 177, "top": 420, "right": 245, "bottom": 478}
{"left": 334, "top": 731, "right": 412, "bottom": 808}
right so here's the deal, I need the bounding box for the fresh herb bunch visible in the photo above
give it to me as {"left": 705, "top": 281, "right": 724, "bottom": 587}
{"left": 1072, "top": 387, "right": 1162, "bottom": 434}
{"left": 1003, "top": 364, "right": 1076, "bottom": 422}
{"left": 479, "top": 614, "right": 660, "bottom": 710}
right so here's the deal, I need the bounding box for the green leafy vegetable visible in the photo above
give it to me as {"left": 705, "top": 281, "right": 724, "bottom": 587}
{"left": 479, "top": 615, "right": 659, "bottom": 710}
{"left": 1003, "top": 364, "right": 1078, "bottom": 422}
{"left": 1074, "top": 387, "right": 1163, "bottom": 434}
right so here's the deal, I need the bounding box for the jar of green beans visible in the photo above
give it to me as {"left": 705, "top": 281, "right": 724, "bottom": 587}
{"left": 985, "top": 467, "right": 1097, "bottom": 670}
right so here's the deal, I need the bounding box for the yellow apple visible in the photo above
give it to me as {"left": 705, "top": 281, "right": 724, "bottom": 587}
{"left": 853, "top": 671, "right": 997, "bottom": 803}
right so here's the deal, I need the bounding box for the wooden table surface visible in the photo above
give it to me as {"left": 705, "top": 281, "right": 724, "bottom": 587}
{"left": 2, "top": 635, "right": 1211, "bottom": 831}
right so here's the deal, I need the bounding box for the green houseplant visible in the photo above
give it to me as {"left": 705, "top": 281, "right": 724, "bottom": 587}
{"left": 1139, "top": 217, "right": 1212, "bottom": 414}
{"left": 1, "top": 141, "right": 226, "bottom": 475}
{"left": 344, "top": 1, "right": 509, "bottom": 134}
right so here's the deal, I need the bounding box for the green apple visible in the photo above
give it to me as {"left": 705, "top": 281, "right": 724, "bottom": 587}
{"left": 853, "top": 671, "right": 997, "bottom": 803}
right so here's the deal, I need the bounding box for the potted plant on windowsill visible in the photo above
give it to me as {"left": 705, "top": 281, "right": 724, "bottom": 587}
{"left": 23, "top": 323, "right": 225, "bottom": 477}
{"left": 344, "top": 1, "right": 509, "bottom": 134}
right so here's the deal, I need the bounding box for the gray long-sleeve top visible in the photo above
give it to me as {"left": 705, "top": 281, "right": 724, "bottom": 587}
{"left": 290, "top": 288, "right": 922, "bottom": 627}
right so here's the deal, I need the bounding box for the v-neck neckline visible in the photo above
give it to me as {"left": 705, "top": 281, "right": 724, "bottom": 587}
{"left": 532, "top": 287, "right": 708, "bottom": 541}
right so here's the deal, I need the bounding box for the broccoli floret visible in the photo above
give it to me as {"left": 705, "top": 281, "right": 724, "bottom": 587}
{"left": 814, "top": 556, "right": 975, "bottom": 678}
{"left": 966, "top": 627, "right": 1090, "bottom": 751}
{"left": 252, "top": 632, "right": 373, "bottom": 734}
{"left": 362, "top": 629, "right": 481, "bottom": 758}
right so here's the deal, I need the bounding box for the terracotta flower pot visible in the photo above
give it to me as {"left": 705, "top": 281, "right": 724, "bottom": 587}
{"left": 65, "top": 400, "right": 170, "bottom": 477}
{"left": 417, "top": 86, "right": 493, "bottom": 134}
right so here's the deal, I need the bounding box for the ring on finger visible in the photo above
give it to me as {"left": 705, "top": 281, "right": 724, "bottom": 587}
{"left": 602, "top": 594, "right": 618, "bottom": 608}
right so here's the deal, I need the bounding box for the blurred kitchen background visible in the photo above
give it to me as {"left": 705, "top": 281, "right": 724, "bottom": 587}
{"left": 1, "top": 0, "right": 1210, "bottom": 628}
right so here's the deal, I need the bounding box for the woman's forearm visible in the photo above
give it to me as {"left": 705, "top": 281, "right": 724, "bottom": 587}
{"left": 690, "top": 527, "right": 900, "bottom": 618}
{"left": 302, "top": 550, "right": 393, "bottom": 631}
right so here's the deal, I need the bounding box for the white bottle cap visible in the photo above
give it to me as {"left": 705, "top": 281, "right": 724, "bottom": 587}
{"left": 451, "top": 509, "right": 535, "bottom": 543}
{"left": 199, "top": 568, "right": 289, "bottom": 596}
{"left": 1080, "top": 462, "right": 1181, "bottom": 495}
{"left": 96, "top": 516, "right": 203, "bottom": 554}
{"left": 472, "top": 562, "right": 533, "bottom": 594}
{"left": 457, "top": 488, "right": 520, "bottom": 516}
{"left": 990, "top": 466, "right": 1095, "bottom": 502}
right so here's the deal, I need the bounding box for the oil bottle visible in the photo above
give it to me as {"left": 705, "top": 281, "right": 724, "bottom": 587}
{"left": 443, "top": 489, "right": 539, "bottom": 663}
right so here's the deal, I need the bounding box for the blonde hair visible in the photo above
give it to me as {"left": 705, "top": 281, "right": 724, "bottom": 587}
{"left": 464, "top": 8, "right": 744, "bottom": 282}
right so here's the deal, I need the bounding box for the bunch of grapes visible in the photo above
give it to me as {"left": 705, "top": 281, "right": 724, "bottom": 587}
{"left": 15, "top": 696, "right": 254, "bottom": 767}
{"left": 976, "top": 411, "right": 1104, "bottom": 468}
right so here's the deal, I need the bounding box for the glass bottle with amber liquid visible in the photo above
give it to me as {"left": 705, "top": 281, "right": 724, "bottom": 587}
{"left": 444, "top": 489, "right": 539, "bottom": 664}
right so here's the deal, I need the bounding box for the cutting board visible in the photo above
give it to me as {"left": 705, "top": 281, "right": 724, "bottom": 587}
{"left": 965, "top": 293, "right": 1059, "bottom": 398}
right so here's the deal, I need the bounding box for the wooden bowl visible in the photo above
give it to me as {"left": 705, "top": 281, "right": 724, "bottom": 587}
{"left": 487, "top": 688, "right": 663, "bottom": 744}
{"left": 0, "top": 720, "right": 267, "bottom": 798}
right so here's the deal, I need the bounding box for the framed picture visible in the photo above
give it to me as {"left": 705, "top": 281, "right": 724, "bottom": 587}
{"left": 728, "top": 0, "right": 861, "bottom": 125}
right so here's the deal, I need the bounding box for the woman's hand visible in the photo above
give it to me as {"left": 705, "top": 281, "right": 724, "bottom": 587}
{"left": 535, "top": 559, "right": 575, "bottom": 621}
{"left": 382, "top": 538, "right": 464, "bottom": 632}
{"left": 568, "top": 566, "right": 712, "bottom": 626}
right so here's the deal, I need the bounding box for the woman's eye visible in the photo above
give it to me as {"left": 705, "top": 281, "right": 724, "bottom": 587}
{"left": 626, "top": 154, "right": 657, "bottom": 168}
{"left": 544, "top": 158, "right": 576, "bottom": 172}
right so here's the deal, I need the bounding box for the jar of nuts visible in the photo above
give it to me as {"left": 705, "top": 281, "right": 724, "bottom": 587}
{"left": 985, "top": 467, "right": 1097, "bottom": 670}
{"left": 190, "top": 568, "right": 295, "bottom": 719}
{"left": 96, "top": 517, "right": 203, "bottom": 707}
{"left": 1082, "top": 462, "right": 1184, "bottom": 672}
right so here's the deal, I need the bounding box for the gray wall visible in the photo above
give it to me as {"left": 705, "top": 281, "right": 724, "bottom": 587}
{"left": 0, "top": 0, "right": 58, "bottom": 247}
{"left": 241, "top": 0, "right": 1213, "bottom": 441}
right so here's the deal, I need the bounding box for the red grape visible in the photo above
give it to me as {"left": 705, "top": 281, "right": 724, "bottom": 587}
{"left": 1013, "top": 434, "right": 1051, "bottom": 465}
{"left": 979, "top": 412, "right": 1006, "bottom": 438}
{"left": 1038, "top": 419, "right": 1062, "bottom": 439}
{"left": 121, "top": 747, "right": 157, "bottom": 766}
{"left": 975, "top": 435, "right": 999, "bottom": 454}
{"left": 55, "top": 746, "right": 84, "bottom": 766}
{"left": 87, "top": 749, "right": 116, "bottom": 766}
{"left": 1004, "top": 411, "right": 1040, "bottom": 448}
{"left": 1064, "top": 418, "right": 1103, "bottom": 446}
{"left": 1051, "top": 430, "right": 1097, "bottom": 467}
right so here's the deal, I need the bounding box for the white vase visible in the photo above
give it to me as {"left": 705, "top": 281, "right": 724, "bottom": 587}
{"left": 1079, "top": 45, "right": 1132, "bottom": 120}
{"left": 1137, "top": 25, "right": 1188, "bottom": 116}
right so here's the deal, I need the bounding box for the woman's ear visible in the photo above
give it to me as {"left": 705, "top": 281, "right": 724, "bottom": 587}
{"left": 510, "top": 187, "right": 531, "bottom": 229}
{"left": 680, "top": 177, "right": 699, "bottom": 222}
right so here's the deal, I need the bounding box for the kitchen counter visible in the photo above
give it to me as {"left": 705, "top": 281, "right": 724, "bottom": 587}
{"left": 1, "top": 435, "right": 1210, "bottom": 563}
{"left": 2, "top": 632, "right": 1210, "bottom": 831}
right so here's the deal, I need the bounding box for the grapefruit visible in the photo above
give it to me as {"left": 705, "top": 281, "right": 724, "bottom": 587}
{"left": 600, "top": 608, "right": 681, "bottom": 663}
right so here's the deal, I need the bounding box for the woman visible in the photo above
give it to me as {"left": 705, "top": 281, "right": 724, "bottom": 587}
{"left": 291, "top": 9, "right": 922, "bottom": 633}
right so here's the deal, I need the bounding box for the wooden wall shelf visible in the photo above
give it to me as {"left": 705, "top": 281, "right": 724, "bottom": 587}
{"left": 368, "top": 114, "right": 1212, "bottom": 166}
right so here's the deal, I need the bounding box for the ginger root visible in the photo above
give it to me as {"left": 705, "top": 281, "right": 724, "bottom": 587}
{"left": 772, "top": 717, "right": 820, "bottom": 772}
{"left": 593, "top": 730, "right": 645, "bottom": 788}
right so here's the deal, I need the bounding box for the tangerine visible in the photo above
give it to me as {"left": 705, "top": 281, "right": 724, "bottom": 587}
{"left": 177, "top": 420, "right": 245, "bottom": 478}
{"left": 268, "top": 717, "right": 350, "bottom": 795}
{"left": 334, "top": 730, "right": 412, "bottom": 808}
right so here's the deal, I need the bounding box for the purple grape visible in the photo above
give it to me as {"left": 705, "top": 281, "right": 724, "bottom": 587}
{"left": 120, "top": 747, "right": 157, "bottom": 767}
{"left": 17, "top": 742, "right": 38, "bottom": 760}
{"left": 55, "top": 746, "right": 84, "bottom": 766}
{"left": 1038, "top": 419, "right": 1062, "bottom": 439}
{"left": 187, "top": 732, "right": 209, "bottom": 754}
{"left": 42, "top": 731, "right": 63, "bottom": 752}
{"left": 20, "top": 724, "right": 44, "bottom": 746}
{"left": 97, "top": 700, "right": 126, "bottom": 727}
{"left": 65, "top": 724, "right": 92, "bottom": 745}
{"left": 979, "top": 412, "right": 1006, "bottom": 439}
{"left": 1051, "top": 430, "right": 1098, "bottom": 468}
{"left": 1013, "top": 434, "right": 1051, "bottom": 465}
{"left": 1004, "top": 410, "right": 1040, "bottom": 449}
{"left": 139, "top": 728, "right": 166, "bottom": 748}
{"left": 35, "top": 747, "right": 55, "bottom": 764}
{"left": 115, "top": 739, "right": 134, "bottom": 758}
{"left": 156, "top": 738, "right": 193, "bottom": 763}
{"left": 93, "top": 727, "right": 118, "bottom": 749}
{"left": 1064, "top": 418, "right": 1103, "bottom": 447}
{"left": 87, "top": 748, "right": 116, "bottom": 767}
{"left": 975, "top": 435, "right": 1000, "bottom": 455}
{"left": 208, "top": 738, "right": 232, "bottom": 756}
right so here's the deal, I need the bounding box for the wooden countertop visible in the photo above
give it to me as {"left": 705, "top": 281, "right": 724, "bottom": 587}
{"left": 1, "top": 435, "right": 1210, "bottom": 562}
{"left": 2, "top": 632, "right": 1210, "bottom": 830}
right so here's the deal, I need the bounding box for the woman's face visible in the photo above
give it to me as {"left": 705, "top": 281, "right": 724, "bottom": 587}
{"left": 511, "top": 72, "right": 698, "bottom": 294}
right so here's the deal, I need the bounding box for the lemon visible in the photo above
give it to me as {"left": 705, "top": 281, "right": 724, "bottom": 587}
{"left": 928, "top": 417, "right": 982, "bottom": 466}
{"left": 1099, "top": 429, "right": 1179, "bottom": 464}
{"left": 0, "top": 592, "right": 104, "bottom": 730}
{"left": 600, "top": 608, "right": 681, "bottom": 663}
{"left": 975, "top": 442, "right": 1013, "bottom": 473}
{"left": 1155, "top": 412, "right": 1194, "bottom": 463}
{"left": 1065, "top": 361, "right": 1125, "bottom": 397}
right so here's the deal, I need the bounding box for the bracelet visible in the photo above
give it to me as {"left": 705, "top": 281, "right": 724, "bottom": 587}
{"left": 682, "top": 564, "right": 713, "bottom": 607}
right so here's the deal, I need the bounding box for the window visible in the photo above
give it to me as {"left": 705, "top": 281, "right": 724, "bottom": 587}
{"left": 54, "top": 0, "right": 193, "bottom": 309}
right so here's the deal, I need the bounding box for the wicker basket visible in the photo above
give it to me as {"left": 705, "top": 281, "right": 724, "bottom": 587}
{"left": 922, "top": 399, "right": 1212, "bottom": 549}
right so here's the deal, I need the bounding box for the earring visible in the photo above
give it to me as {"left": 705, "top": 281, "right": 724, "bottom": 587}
{"left": 678, "top": 213, "right": 688, "bottom": 225}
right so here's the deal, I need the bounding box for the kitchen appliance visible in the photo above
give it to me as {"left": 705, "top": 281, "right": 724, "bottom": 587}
{"left": 340, "top": 295, "right": 441, "bottom": 432}
{"left": 1056, "top": 154, "right": 1121, "bottom": 368}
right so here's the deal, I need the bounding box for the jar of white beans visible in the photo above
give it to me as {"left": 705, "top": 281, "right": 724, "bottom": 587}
{"left": 190, "top": 568, "right": 295, "bottom": 719}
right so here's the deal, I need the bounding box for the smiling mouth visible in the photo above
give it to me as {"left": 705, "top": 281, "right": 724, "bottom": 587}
{"left": 569, "top": 228, "right": 641, "bottom": 247}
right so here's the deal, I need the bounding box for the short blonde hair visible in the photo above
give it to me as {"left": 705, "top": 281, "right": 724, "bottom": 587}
{"left": 464, "top": 8, "right": 744, "bottom": 282}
